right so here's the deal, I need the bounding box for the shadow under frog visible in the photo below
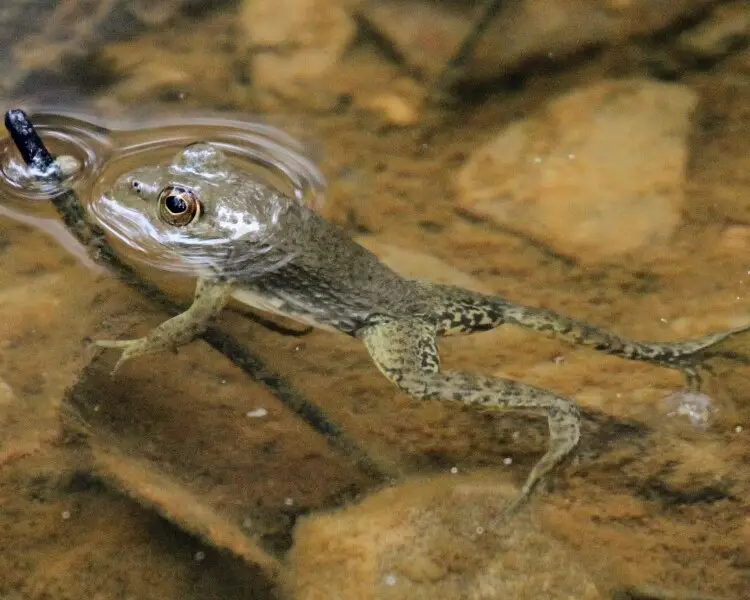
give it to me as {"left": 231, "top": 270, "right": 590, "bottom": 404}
{"left": 84, "top": 142, "right": 750, "bottom": 514}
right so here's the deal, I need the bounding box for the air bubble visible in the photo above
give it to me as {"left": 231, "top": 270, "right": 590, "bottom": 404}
{"left": 663, "top": 391, "right": 716, "bottom": 431}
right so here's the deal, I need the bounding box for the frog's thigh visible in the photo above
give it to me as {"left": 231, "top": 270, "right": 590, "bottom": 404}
{"left": 359, "top": 316, "right": 581, "bottom": 511}
{"left": 358, "top": 317, "right": 441, "bottom": 380}
{"left": 96, "top": 277, "right": 233, "bottom": 373}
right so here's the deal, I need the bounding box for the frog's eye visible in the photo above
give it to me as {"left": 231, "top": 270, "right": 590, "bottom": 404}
{"left": 157, "top": 185, "right": 201, "bottom": 227}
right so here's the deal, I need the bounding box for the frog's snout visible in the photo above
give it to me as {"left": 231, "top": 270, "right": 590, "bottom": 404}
{"left": 130, "top": 178, "right": 147, "bottom": 199}
{"left": 112, "top": 173, "right": 158, "bottom": 203}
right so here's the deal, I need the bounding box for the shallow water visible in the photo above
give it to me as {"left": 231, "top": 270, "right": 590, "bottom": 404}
{"left": 2, "top": 2, "right": 750, "bottom": 599}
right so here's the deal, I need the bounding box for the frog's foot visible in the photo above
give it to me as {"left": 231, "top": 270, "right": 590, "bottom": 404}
{"left": 646, "top": 324, "right": 750, "bottom": 390}
{"left": 94, "top": 337, "right": 175, "bottom": 376}
{"left": 93, "top": 277, "right": 233, "bottom": 375}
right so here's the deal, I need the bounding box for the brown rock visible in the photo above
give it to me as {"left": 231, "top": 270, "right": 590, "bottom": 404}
{"left": 91, "top": 446, "right": 282, "bottom": 580}
{"left": 288, "top": 474, "right": 602, "bottom": 600}
{"left": 362, "top": 93, "right": 421, "bottom": 127}
{"left": 719, "top": 224, "right": 750, "bottom": 254}
{"left": 359, "top": 0, "right": 718, "bottom": 83}
{"left": 241, "top": 0, "right": 355, "bottom": 96}
{"left": 454, "top": 79, "right": 697, "bottom": 264}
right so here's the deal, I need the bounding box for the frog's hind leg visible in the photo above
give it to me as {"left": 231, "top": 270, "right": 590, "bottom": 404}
{"left": 358, "top": 315, "right": 581, "bottom": 514}
{"left": 95, "top": 277, "right": 233, "bottom": 374}
{"left": 420, "top": 282, "right": 750, "bottom": 390}
{"left": 499, "top": 303, "right": 750, "bottom": 389}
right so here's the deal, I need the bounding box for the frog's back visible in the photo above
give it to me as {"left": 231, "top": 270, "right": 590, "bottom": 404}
{"left": 232, "top": 205, "right": 419, "bottom": 333}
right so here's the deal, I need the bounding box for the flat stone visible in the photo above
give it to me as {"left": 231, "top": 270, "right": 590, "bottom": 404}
{"left": 454, "top": 79, "right": 697, "bottom": 264}
{"left": 91, "top": 446, "right": 282, "bottom": 580}
{"left": 288, "top": 474, "right": 602, "bottom": 600}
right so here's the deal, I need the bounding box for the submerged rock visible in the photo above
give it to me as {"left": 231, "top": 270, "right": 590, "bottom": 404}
{"left": 288, "top": 474, "right": 602, "bottom": 600}
{"left": 0, "top": 0, "right": 213, "bottom": 95}
{"left": 241, "top": 0, "right": 355, "bottom": 98}
{"left": 358, "top": 0, "right": 719, "bottom": 83}
{"left": 454, "top": 79, "right": 697, "bottom": 265}
{"left": 677, "top": 1, "right": 750, "bottom": 62}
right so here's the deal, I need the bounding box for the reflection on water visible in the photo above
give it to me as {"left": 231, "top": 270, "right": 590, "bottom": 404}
{"left": 2, "top": 1, "right": 750, "bottom": 600}
{"left": 1, "top": 111, "right": 325, "bottom": 278}
{"left": 0, "top": 203, "right": 103, "bottom": 272}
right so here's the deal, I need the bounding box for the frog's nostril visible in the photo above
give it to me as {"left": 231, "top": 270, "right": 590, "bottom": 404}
{"left": 126, "top": 178, "right": 150, "bottom": 201}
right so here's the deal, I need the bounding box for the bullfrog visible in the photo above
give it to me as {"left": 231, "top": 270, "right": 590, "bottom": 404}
{"left": 92, "top": 142, "right": 750, "bottom": 512}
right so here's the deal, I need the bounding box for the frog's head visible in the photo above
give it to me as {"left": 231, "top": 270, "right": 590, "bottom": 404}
{"left": 95, "top": 142, "right": 299, "bottom": 276}
{"left": 124, "top": 142, "right": 227, "bottom": 228}
{"left": 109, "top": 142, "right": 284, "bottom": 234}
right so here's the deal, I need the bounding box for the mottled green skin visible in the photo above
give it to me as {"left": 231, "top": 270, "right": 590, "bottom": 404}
{"left": 95, "top": 143, "right": 750, "bottom": 513}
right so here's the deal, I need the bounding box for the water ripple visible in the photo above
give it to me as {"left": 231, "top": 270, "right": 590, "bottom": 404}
{"left": 0, "top": 109, "right": 326, "bottom": 277}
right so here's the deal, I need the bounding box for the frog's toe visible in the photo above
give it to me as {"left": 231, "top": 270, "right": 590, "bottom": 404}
{"left": 94, "top": 339, "right": 136, "bottom": 349}
{"left": 94, "top": 338, "right": 158, "bottom": 375}
{"left": 674, "top": 325, "right": 750, "bottom": 389}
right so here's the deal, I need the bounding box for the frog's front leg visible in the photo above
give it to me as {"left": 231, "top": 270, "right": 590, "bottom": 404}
{"left": 96, "top": 277, "right": 233, "bottom": 374}
{"left": 358, "top": 315, "right": 581, "bottom": 514}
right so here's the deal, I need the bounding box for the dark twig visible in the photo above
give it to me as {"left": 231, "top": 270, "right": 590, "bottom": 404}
{"left": 3, "top": 108, "right": 394, "bottom": 483}
{"left": 433, "top": 0, "right": 507, "bottom": 95}
{"left": 613, "top": 585, "right": 731, "bottom": 600}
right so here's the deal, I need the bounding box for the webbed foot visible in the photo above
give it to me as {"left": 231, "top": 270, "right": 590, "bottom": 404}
{"left": 651, "top": 324, "right": 750, "bottom": 390}
{"left": 92, "top": 277, "right": 233, "bottom": 375}
{"left": 94, "top": 337, "right": 175, "bottom": 375}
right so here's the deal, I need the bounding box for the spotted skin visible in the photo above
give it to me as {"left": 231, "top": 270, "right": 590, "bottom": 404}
{"left": 359, "top": 315, "right": 581, "bottom": 513}
{"left": 424, "top": 282, "right": 749, "bottom": 389}
{"left": 93, "top": 143, "right": 750, "bottom": 513}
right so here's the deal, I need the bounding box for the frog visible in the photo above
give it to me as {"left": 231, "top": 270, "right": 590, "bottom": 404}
{"left": 91, "top": 142, "right": 750, "bottom": 513}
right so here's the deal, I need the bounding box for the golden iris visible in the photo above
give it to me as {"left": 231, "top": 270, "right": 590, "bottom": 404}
{"left": 157, "top": 185, "right": 201, "bottom": 227}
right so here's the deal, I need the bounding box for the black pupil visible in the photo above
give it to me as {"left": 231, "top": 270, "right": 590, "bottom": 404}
{"left": 165, "top": 194, "right": 187, "bottom": 213}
